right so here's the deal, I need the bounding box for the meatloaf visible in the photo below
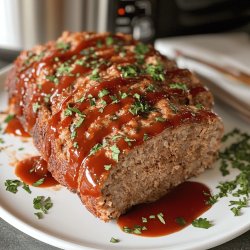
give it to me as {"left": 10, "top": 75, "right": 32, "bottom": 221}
{"left": 6, "top": 31, "right": 224, "bottom": 221}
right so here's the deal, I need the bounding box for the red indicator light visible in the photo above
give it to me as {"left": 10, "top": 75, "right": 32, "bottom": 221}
{"left": 118, "top": 8, "right": 125, "bottom": 16}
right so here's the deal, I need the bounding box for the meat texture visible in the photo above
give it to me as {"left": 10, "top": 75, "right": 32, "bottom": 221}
{"left": 6, "top": 31, "right": 224, "bottom": 221}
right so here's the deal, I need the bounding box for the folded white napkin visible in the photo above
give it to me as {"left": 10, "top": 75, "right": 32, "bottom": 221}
{"left": 155, "top": 33, "right": 250, "bottom": 105}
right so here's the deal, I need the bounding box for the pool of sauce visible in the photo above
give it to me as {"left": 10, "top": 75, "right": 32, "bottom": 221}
{"left": 4, "top": 117, "right": 30, "bottom": 137}
{"left": 117, "top": 181, "right": 211, "bottom": 237}
{"left": 15, "top": 156, "right": 58, "bottom": 187}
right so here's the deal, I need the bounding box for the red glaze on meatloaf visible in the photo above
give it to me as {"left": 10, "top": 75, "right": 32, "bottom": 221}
{"left": 6, "top": 32, "right": 223, "bottom": 220}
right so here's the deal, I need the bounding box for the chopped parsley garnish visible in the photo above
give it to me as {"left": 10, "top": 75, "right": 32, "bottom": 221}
{"left": 149, "top": 215, "right": 155, "bottom": 219}
{"left": 90, "top": 68, "right": 100, "bottom": 81}
{"left": 146, "top": 84, "right": 155, "bottom": 92}
{"left": 110, "top": 95, "right": 119, "bottom": 104}
{"left": 104, "top": 165, "right": 112, "bottom": 171}
{"left": 46, "top": 75, "right": 59, "bottom": 84}
{"left": 32, "top": 178, "right": 45, "bottom": 187}
{"left": 124, "top": 137, "right": 136, "bottom": 146}
{"left": 206, "top": 130, "right": 250, "bottom": 216}
{"left": 76, "top": 96, "right": 85, "bottom": 103}
{"left": 18, "top": 147, "right": 25, "bottom": 151}
{"left": 106, "top": 36, "right": 114, "bottom": 46}
{"left": 142, "top": 217, "right": 148, "bottom": 223}
{"left": 119, "top": 92, "right": 128, "bottom": 99}
{"left": 192, "top": 218, "right": 212, "bottom": 229}
{"left": 34, "top": 212, "right": 43, "bottom": 219}
{"left": 134, "top": 43, "right": 149, "bottom": 55}
{"left": 56, "top": 42, "right": 71, "bottom": 51}
{"left": 44, "top": 94, "right": 51, "bottom": 104}
{"left": 195, "top": 103, "right": 204, "bottom": 110}
{"left": 122, "top": 225, "right": 147, "bottom": 235}
{"left": 87, "top": 94, "right": 96, "bottom": 106}
{"left": 118, "top": 65, "right": 138, "bottom": 78}
{"left": 32, "top": 102, "right": 41, "bottom": 113}
{"left": 22, "top": 182, "right": 31, "bottom": 194}
{"left": 146, "top": 64, "right": 165, "bottom": 81}
{"left": 73, "top": 142, "right": 79, "bottom": 149}
{"left": 157, "top": 212, "right": 166, "bottom": 224}
{"left": 4, "top": 114, "right": 15, "bottom": 123}
{"left": 110, "top": 237, "right": 119, "bottom": 243}
{"left": 169, "top": 83, "right": 188, "bottom": 91}
{"left": 155, "top": 117, "right": 166, "bottom": 122}
{"left": 110, "top": 144, "right": 120, "bottom": 162}
{"left": 5, "top": 180, "right": 31, "bottom": 194}
{"left": 33, "top": 196, "right": 53, "bottom": 217}
{"left": 64, "top": 104, "right": 84, "bottom": 117}
{"left": 98, "top": 89, "right": 110, "bottom": 98}
{"left": 56, "top": 63, "right": 72, "bottom": 76}
{"left": 129, "top": 99, "right": 152, "bottom": 116}
{"left": 175, "top": 217, "right": 186, "bottom": 226}
{"left": 143, "top": 133, "right": 150, "bottom": 141}
{"left": 4, "top": 179, "right": 21, "bottom": 193}
{"left": 169, "top": 102, "right": 178, "bottom": 114}
{"left": 89, "top": 143, "right": 103, "bottom": 156}
{"left": 0, "top": 138, "right": 4, "bottom": 144}
{"left": 80, "top": 47, "right": 95, "bottom": 56}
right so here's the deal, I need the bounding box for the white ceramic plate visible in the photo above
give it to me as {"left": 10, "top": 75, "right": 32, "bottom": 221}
{"left": 0, "top": 66, "right": 249, "bottom": 250}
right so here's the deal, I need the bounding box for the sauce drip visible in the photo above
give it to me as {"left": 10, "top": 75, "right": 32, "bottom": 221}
{"left": 15, "top": 156, "right": 58, "bottom": 187}
{"left": 117, "top": 181, "right": 211, "bottom": 237}
{"left": 5, "top": 117, "right": 30, "bottom": 137}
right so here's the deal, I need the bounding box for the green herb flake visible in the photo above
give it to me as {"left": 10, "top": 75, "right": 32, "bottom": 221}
{"left": 106, "top": 37, "right": 114, "bottom": 46}
{"left": 118, "top": 65, "right": 138, "bottom": 78}
{"left": 56, "top": 42, "right": 71, "bottom": 51}
{"left": 0, "top": 138, "right": 4, "bottom": 144}
{"left": 169, "top": 102, "right": 178, "bottom": 114}
{"left": 146, "top": 64, "right": 165, "bottom": 81}
{"left": 123, "top": 226, "right": 132, "bottom": 233}
{"left": 73, "top": 142, "right": 79, "bottom": 149}
{"left": 157, "top": 212, "right": 166, "bottom": 224}
{"left": 18, "top": 147, "right": 25, "bottom": 151}
{"left": 98, "top": 89, "right": 110, "bottom": 98}
{"left": 175, "top": 217, "right": 186, "bottom": 226}
{"left": 110, "top": 237, "right": 119, "bottom": 243}
{"left": 32, "top": 178, "right": 45, "bottom": 187}
{"left": 110, "top": 95, "right": 119, "bottom": 104}
{"left": 104, "top": 164, "right": 112, "bottom": 171}
{"left": 169, "top": 83, "right": 188, "bottom": 91}
{"left": 4, "top": 114, "right": 15, "bottom": 123}
{"left": 76, "top": 96, "right": 85, "bottom": 103}
{"left": 110, "top": 144, "right": 120, "bottom": 162}
{"left": 134, "top": 43, "right": 149, "bottom": 55}
{"left": 87, "top": 94, "right": 96, "bottom": 106}
{"left": 119, "top": 92, "right": 128, "bottom": 99}
{"left": 33, "top": 196, "right": 53, "bottom": 215}
{"left": 143, "top": 133, "right": 150, "bottom": 141}
{"left": 22, "top": 182, "right": 31, "bottom": 194}
{"left": 56, "top": 63, "right": 72, "bottom": 76}
{"left": 89, "top": 143, "right": 103, "bottom": 156}
{"left": 142, "top": 217, "right": 148, "bottom": 223}
{"left": 4, "top": 179, "right": 21, "bottom": 193}
{"left": 64, "top": 104, "right": 85, "bottom": 117}
{"left": 32, "top": 102, "right": 41, "bottom": 113}
{"left": 129, "top": 100, "right": 152, "bottom": 116}
{"left": 46, "top": 75, "right": 59, "bottom": 84}
{"left": 34, "top": 212, "right": 43, "bottom": 219}
{"left": 90, "top": 68, "right": 100, "bottom": 81}
{"left": 149, "top": 215, "right": 155, "bottom": 219}
{"left": 195, "top": 103, "right": 204, "bottom": 110}
{"left": 192, "top": 218, "right": 212, "bottom": 229}
{"left": 146, "top": 84, "right": 155, "bottom": 92}
{"left": 155, "top": 117, "right": 166, "bottom": 122}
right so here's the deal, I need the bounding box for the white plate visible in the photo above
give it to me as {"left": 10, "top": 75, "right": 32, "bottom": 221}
{"left": 0, "top": 66, "right": 249, "bottom": 250}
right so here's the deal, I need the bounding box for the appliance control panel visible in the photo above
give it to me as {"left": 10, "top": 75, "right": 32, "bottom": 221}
{"left": 110, "top": 0, "right": 155, "bottom": 42}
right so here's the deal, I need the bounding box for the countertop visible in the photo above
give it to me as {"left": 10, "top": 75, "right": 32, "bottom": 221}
{"left": 0, "top": 60, "right": 249, "bottom": 250}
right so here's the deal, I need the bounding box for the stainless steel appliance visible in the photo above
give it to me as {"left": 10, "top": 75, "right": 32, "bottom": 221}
{"left": 0, "top": 0, "right": 250, "bottom": 49}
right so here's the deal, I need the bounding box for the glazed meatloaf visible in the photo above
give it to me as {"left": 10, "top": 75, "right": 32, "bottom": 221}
{"left": 6, "top": 31, "right": 224, "bottom": 221}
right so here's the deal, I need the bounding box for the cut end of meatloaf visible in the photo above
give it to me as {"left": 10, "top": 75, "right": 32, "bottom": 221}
{"left": 6, "top": 31, "right": 224, "bottom": 221}
{"left": 81, "top": 116, "right": 223, "bottom": 221}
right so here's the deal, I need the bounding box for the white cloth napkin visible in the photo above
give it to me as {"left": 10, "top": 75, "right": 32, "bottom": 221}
{"left": 155, "top": 33, "right": 250, "bottom": 105}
